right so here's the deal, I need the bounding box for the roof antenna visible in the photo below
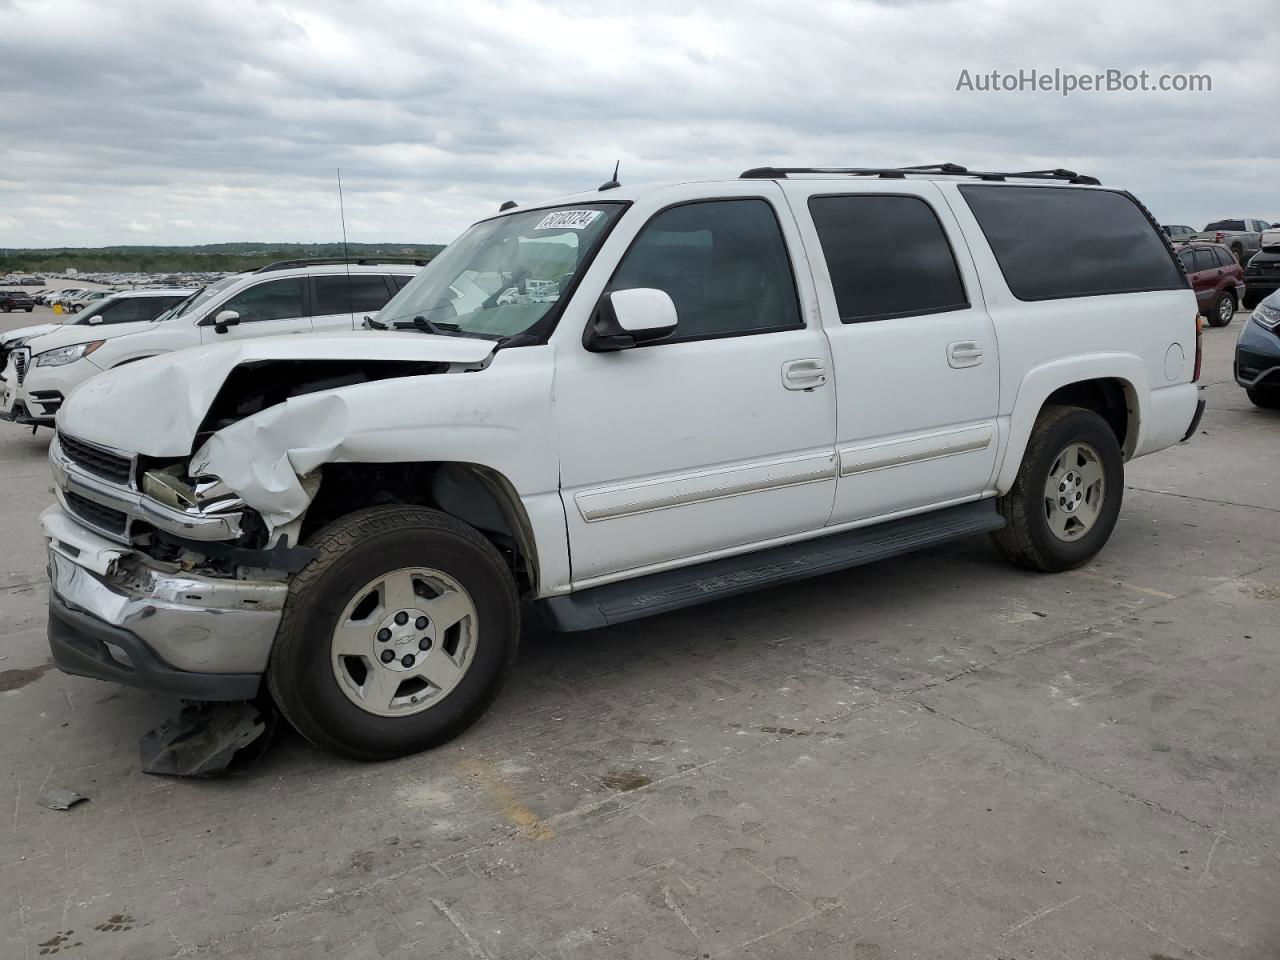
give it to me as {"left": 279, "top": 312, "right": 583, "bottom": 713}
{"left": 598, "top": 160, "right": 621, "bottom": 191}
{"left": 499, "top": 200, "right": 518, "bottom": 211}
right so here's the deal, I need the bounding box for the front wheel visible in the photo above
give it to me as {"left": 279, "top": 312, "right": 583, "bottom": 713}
{"left": 992, "top": 405, "right": 1124, "bottom": 572}
{"left": 267, "top": 505, "right": 520, "bottom": 760}
{"left": 1207, "top": 292, "right": 1236, "bottom": 327}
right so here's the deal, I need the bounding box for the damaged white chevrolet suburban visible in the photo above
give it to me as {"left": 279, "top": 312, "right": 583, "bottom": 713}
{"left": 42, "top": 165, "right": 1205, "bottom": 760}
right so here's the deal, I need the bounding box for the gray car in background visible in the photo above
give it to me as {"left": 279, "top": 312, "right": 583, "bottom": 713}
{"left": 1190, "top": 218, "right": 1270, "bottom": 264}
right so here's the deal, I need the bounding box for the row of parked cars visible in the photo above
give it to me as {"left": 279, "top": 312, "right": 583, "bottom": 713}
{"left": 5, "top": 166, "right": 1275, "bottom": 765}
{"left": 0, "top": 261, "right": 421, "bottom": 426}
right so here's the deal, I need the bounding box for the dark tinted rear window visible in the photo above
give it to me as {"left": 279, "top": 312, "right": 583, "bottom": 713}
{"left": 1204, "top": 220, "right": 1245, "bottom": 232}
{"left": 808, "top": 194, "right": 968, "bottom": 323}
{"left": 960, "top": 185, "right": 1184, "bottom": 300}
{"left": 312, "top": 275, "right": 394, "bottom": 315}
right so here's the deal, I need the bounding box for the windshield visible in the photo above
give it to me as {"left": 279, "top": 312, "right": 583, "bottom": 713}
{"left": 161, "top": 275, "right": 239, "bottom": 322}
{"left": 375, "top": 203, "right": 623, "bottom": 339}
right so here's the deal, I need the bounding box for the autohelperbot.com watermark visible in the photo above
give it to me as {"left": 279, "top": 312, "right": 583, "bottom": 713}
{"left": 955, "top": 68, "right": 1211, "bottom": 97}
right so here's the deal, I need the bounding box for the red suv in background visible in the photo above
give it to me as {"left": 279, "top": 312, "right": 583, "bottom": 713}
{"left": 1177, "top": 242, "right": 1245, "bottom": 327}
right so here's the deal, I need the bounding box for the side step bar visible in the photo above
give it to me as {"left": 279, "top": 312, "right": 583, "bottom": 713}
{"left": 540, "top": 499, "right": 1005, "bottom": 632}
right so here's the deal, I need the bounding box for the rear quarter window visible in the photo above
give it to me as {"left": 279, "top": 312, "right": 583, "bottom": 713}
{"left": 959, "top": 185, "right": 1185, "bottom": 301}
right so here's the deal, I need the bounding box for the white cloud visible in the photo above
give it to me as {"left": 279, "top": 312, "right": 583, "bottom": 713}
{"left": 0, "top": 0, "right": 1276, "bottom": 247}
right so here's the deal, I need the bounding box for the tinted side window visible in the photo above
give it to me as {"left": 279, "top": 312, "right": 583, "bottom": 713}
{"left": 1194, "top": 249, "right": 1216, "bottom": 273}
{"left": 808, "top": 195, "right": 968, "bottom": 323}
{"left": 391, "top": 274, "right": 414, "bottom": 291}
{"left": 607, "top": 199, "right": 801, "bottom": 343}
{"left": 220, "top": 278, "right": 304, "bottom": 323}
{"left": 1177, "top": 251, "right": 1195, "bottom": 273}
{"left": 312, "top": 276, "right": 394, "bottom": 315}
{"left": 97, "top": 297, "right": 180, "bottom": 324}
{"left": 961, "top": 186, "right": 1184, "bottom": 300}
{"left": 1212, "top": 247, "right": 1234, "bottom": 268}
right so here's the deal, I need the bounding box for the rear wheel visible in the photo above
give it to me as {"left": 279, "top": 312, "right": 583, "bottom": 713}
{"left": 1231, "top": 244, "right": 1244, "bottom": 264}
{"left": 1207, "top": 291, "right": 1236, "bottom": 327}
{"left": 1247, "top": 386, "right": 1280, "bottom": 410}
{"left": 992, "top": 405, "right": 1124, "bottom": 572}
{"left": 267, "top": 505, "right": 520, "bottom": 760}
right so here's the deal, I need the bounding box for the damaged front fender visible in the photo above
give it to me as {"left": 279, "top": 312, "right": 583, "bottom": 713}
{"left": 190, "top": 390, "right": 350, "bottom": 530}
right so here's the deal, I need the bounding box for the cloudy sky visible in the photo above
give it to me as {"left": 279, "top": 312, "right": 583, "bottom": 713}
{"left": 0, "top": 0, "right": 1276, "bottom": 248}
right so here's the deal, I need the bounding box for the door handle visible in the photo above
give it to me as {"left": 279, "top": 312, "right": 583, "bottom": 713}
{"left": 947, "top": 340, "right": 984, "bottom": 368}
{"left": 782, "top": 358, "right": 828, "bottom": 391}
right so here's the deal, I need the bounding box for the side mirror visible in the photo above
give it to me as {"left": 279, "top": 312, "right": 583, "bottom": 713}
{"left": 86, "top": 315, "right": 103, "bottom": 325}
{"left": 584, "top": 288, "right": 678, "bottom": 352}
{"left": 212, "top": 310, "right": 241, "bottom": 334}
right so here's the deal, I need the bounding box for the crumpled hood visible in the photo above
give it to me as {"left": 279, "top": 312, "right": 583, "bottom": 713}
{"left": 57, "top": 330, "right": 497, "bottom": 456}
{"left": 22, "top": 319, "right": 158, "bottom": 353}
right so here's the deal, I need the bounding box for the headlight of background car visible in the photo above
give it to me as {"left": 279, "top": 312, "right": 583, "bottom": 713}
{"left": 1254, "top": 302, "right": 1280, "bottom": 331}
{"left": 34, "top": 340, "right": 105, "bottom": 367}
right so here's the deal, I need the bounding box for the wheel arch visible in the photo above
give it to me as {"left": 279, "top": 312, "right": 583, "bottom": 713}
{"left": 996, "top": 357, "right": 1147, "bottom": 494}
{"left": 300, "top": 460, "right": 553, "bottom": 598}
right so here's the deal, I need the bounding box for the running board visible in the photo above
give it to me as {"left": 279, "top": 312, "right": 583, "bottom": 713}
{"left": 540, "top": 499, "right": 1004, "bottom": 632}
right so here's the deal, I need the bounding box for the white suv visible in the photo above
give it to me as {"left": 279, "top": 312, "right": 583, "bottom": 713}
{"left": 41, "top": 165, "right": 1203, "bottom": 761}
{"left": 1, "top": 260, "right": 420, "bottom": 427}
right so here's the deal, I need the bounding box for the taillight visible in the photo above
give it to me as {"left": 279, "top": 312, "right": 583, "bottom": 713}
{"left": 1215, "top": 231, "right": 1226, "bottom": 243}
{"left": 1192, "top": 313, "right": 1203, "bottom": 382}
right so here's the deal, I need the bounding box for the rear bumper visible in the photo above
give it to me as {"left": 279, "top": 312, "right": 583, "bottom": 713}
{"left": 43, "top": 507, "right": 286, "bottom": 700}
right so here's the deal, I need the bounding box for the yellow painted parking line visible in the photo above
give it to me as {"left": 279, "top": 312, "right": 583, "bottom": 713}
{"left": 1066, "top": 569, "right": 1176, "bottom": 600}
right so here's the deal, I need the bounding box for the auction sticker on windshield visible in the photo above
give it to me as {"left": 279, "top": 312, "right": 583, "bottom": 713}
{"left": 535, "top": 210, "right": 602, "bottom": 230}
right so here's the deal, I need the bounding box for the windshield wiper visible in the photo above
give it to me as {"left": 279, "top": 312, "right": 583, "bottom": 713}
{"left": 411, "top": 315, "right": 463, "bottom": 336}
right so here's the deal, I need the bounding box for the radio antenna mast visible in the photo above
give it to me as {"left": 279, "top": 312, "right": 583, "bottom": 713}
{"left": 337, "top": 168, "right": 355, "bottom": 320}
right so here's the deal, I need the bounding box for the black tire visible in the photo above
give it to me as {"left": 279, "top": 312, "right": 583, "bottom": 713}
{"left": 1231, "top": 245, "right": 1244, "bottom": 264}
{"left": 1247, "top": 386, "right": 1280, "bottom": 410}
{"left": 1243, "top": 294, "right": 1259, "bottom": 310}
{"left": 24, "top": 306, "right": 32, "bottom": 312}
{"left": 267, "top": 505, "right": 520, "bottom": 761}
{"left": 991, "top": 405, "right": 1124, "bottom": 573}
{"left": 1207, "top": 291, "right": 1235, "bottom": 327}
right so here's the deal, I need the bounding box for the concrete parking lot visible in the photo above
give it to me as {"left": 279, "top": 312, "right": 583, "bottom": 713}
{"left": 1, "top": 304, "right": 1277, "bottom": 959}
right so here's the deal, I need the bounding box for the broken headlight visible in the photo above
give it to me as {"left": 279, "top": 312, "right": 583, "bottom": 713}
{"left": 142, "top": 465, "right": 244, "bottom": 516}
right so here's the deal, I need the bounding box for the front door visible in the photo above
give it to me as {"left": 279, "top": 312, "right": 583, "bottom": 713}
{"left": 784, "top": 181, "right": 1001, "bottom": 524}
{"left": 199, "top": 277, "right": 311, "bottom": 344}
{"left": 554, "top": 189, "right": 838, "bottom": 584}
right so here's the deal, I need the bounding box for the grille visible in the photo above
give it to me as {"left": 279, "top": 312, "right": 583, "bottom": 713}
{"left": 13, "top": 347, "right": 28, "bottom": 385}
{"left": 59, "top": 433, "right": 133, "bottom": 485}
{"left": 64, "top": 490, "right": 128, "bottom": 536}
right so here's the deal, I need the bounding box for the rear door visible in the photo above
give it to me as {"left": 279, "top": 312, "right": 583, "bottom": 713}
{"left": 310, "top": 274, "right": 399, "bottom": 331}
{"left": 784, "top": 181, "right": 1001, "bottom": 524}
{"left": 198, "top": 277, "right": 310, "bottom": 343}
{"left": 1180, "top": 248, "right": 1215, "bottom": 308}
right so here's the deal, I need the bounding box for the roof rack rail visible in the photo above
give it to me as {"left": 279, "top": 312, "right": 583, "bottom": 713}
{"left": 739, "top": 164, "right": 1100, "bottom": 185}
{"left": 254, "top": 256, "right": 432, "bottom": 274}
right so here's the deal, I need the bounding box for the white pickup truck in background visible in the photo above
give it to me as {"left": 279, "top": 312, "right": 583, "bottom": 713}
{"left": 39, "top": 164, "right": 1203, "bottom": 760}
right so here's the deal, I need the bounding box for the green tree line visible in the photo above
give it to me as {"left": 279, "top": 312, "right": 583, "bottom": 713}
{"left": 0, "top": 242, "right": 444, "bottom": 275}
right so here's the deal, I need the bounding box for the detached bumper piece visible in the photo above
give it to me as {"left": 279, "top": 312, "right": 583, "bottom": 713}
{"left": 139, "top": 701, "right": 278, "bottom": 777}
{"left": 48, "top": 591, "right": 262, "bottom": 700}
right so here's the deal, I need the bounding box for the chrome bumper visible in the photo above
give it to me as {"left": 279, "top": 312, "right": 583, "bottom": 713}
{"left": 44, "top": 505, "right": 286, "bottom": 678}
{"left": 49, "top": 433, "right": 244, "bottom": 544}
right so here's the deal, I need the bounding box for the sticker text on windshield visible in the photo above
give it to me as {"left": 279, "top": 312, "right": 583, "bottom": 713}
{"left": 534, "top": 210, "right": 602, "bottom": 231}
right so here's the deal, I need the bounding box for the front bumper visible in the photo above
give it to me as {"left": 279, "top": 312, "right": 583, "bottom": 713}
{"left": 43, "top": 506, "right": 286, "bottom": 700}
{"left": 1234, "top": 321, "right": 1280, "bottom": 388}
